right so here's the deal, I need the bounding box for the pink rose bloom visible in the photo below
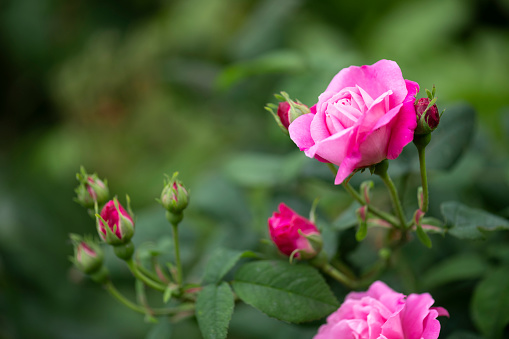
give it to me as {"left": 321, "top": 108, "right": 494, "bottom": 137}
{"left": 97, "top": 199, "right": 134, "bottom": 245}
{"left": 314, "top": 281, "right": 449, "bottom": 339}
{"left": 289, "top": 60, "right": 419, "bottom": 184}
{"left": 268, "top": 203, "right": 322, "bottom": 259}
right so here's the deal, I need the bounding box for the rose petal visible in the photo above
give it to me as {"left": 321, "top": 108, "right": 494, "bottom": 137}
{"left": 324, "top": 60, "right": 408, "bottom": 108}
{"left": 386, "top": 79, "right": 419, "bottom": 159}
{"left": 289, "top": 113, "right": 316, "bottom": 152}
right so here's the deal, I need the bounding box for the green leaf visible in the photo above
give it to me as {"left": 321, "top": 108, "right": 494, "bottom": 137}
{"left": 472, "top": 267, "right": 509, "bottom": 338}
{"left": 223, "top": 152, "right": 306, "bottom": 188}
{"left": 146, "top": 320, "right": 172, "bottom": 339}
{"left": 203, "top": 248, "right": 255, "bottom": 284}
{"left": 441, "top": 201, "right": 509, "bottom": 239}
{"left": 421, "top": 253, "right": 488, "bottom": 289}
{"left": 196, "top": 282, "right": 235, "bottom": 339}
{"left": 416, "top": 222, "right": 432, "bottom": 248}
{"left": 232, "top": 260, "right": 339, "bottom": 323}
{"left": 332, "top": 202, "right": 361, "bottom": 231}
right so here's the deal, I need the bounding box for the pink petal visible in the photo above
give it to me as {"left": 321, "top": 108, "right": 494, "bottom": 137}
{"left": 289, "top": 113, "right": 316, "bottom": 152}
{"left": 386, "top": 80, "right": 419, "bottom": 159}
{"left": 324, "top": 60, "right": 409, "bottom": 109}
{"left": 401, "top": 293, "right": 435, "bottom": 339}
{"left": 307, "top": 126, "right": 354, "bottom": 164}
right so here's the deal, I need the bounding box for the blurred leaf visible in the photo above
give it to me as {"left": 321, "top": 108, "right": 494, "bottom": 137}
{"left": 146, "top": 320, "right": 172, "bottom": 339}
{"left": 196, "top": 282, "right": 235, "bottom": 339}
{"left": 223, "top": 152, "right": 306, "bottom": 188}
{"left": 391, "top": 103, "right": 476, "bottom": 176}
{"left": 232, "top": 260, "right": 339, "bottom": 323}
{"left": 216, "top": 50, "right": 306, "bottom": 90}
{"left": 202, "top": 248, "right": 257, "bottom": 284}
{"left": 442, "top": 201, "right": 509, "bottom": 239}
{"left": 421, "top": 253, "right": 488, "bottom": 289}
{"left": 332, "top": 201, "right": 361, "bottom": 231}
{"left": 472, "top": 267, "right": 509, "bottom": 339}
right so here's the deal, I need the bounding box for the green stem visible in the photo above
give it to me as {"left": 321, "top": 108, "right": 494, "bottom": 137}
{"left": 136, "top": 262, "right": 162, "bottom": 283}
{"left": 377, "top": 170, "right": 407, "bottom": 229}
{"left": 417, "top": 142, "right": 429, "bottom": 213}
{"left": 310, "top": 253, "right": 357, "bottom": 289}
{"left": 126, "top": 259, "right": 166, "bottom": 292}
{"left": 326, "top": 163, "right": 399, "bottom": 227}
{"left": 104, "top": 281, "right": 192, "bottom": 316}
{"left": 172, "top": 222, "right": 183, "bottom": 286}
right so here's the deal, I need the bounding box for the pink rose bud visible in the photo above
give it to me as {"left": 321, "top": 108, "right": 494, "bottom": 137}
{"left": 96, "top": 198, "right": 134, "bottom": 245}
{"left": 289, "top": 60, "right": 420, "bottom": 184}
{"left": 268, "top": 203, "right": 322, "bottom": 260}
{"left": 266, "top": 92, "right": 312, "bottom": 133}
{"left": 415, "top": 97, "right": 440, "bottom": 135}
{"left": 277, "top": 101, "right": 291, "bottom": 129}
{"left": 160, "top": 172, "right": 189, "bottom": 216}
{"left": 314, "top": 280, "right": 449, "bottom": 339}
{"left": 70, "top": 234, "right": 104, "bottom": 274}
{"left": 74, "top": 167, "right": 109, "bottom": 208}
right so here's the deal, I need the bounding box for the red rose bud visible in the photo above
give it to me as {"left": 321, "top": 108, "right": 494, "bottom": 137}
{"left": 415, "top": 97, "right": 440, "bottom": 135}
{"left": 96, "top": 198, "right": 134, "bottom": 246}
{"left": 277, "top": 101, "right": 291, "bottom": 129}
{"left": 160, "top": 172, "right": 189, "bottom": 215}
{"left": 74, "top": 167, "right": 109, "bottom": 208}
{"left": 266, "top": 92, "right": 311, "bottom": 133}
{"left": 268, "top": 203, "right": 322, "bottom": 260}
{"left": 70, "top": 234, "right": 104, "bottom": 275}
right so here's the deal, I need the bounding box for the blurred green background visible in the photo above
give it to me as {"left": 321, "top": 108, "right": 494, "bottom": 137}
{"left": 1, "top": 0, "right": 509, "bottom": 338}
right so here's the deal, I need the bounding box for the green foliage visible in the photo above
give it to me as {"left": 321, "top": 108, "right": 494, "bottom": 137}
{"left": 202, "top": 248, "right": 257, "bottom": 284}
{"left": 196, "top": 283, "right": 235, "bottom": 339}
{"left": 472, "top": 267, "right": 509, "bottom": 339}
{"left": 421, "top": 253, "right": 488, "bottom": 289}
{"left": 442, "top": 201, "right": 509, "bottom": 239}
{"left": 232, "top": 260, "right": 339, "bottom": 323}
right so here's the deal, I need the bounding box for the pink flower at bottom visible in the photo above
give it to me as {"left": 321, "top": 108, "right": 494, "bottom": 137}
{"left": 314, "top": 281, "right": 449, "bottom": 339}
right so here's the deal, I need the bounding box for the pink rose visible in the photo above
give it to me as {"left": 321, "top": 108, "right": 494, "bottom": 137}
{"left": 314, "top": 281, "right": 449, "bottom": 339}
{"left": 289, "top": 60, "right": 419, "bottom": 184}
{"left": 268, "top": 203, "right": 322, "bottom": 260}
{"left": 97, "top": 199, "right": 134, "bottom": 245}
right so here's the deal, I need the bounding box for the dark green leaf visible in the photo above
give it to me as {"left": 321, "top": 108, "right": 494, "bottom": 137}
{"left": 441, "top": 201, "right": 509, "bottom": 239}
{"left": 421, "top": 253, "right": 487, "bottom": 289}
{"left": 232, "top": 260, "right": 339, "bottom": 323}
{"left": 203, "top": 248, "right": 254, "bottom": 284}
{"left": 196, "top": 282, "right": 235, "bottom": 339}
{"left": 146, "top": 320, "right": 172, "bottom": 339}
{"left": 472, "top": 267, "right": 509, "bottom": 338}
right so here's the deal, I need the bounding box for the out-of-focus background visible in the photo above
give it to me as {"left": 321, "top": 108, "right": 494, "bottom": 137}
{"left": 1, "top": 0, "right": 509, "bottom": 338}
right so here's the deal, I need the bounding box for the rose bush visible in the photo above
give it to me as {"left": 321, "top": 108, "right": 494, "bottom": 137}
{"left": 289, "top": 59, "right": 419, "bottom": 184}
{"left": 314, "top": 281, "right": 448, "bottom": 339}
{"left": 268, "top": 203, "right": 322, "bottom": 259}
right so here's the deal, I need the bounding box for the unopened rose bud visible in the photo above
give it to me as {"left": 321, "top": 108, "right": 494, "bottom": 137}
{"left": 96, "top": 198, "right": 134, "bottom": 246}
{"left": 70, "top": 234, "right": 104, "bottom": 275}
{"left": 415, "top": 98, "right": 440, "bottom": 135}
{"left": 266, "top": 92, "right": 311, "bottom": 133}
{"left": 74, "top": 167, "right": 109, "bottom": 208}
{"left": 159, "top": 172, "right": 189, "bottom": 216}
{"left": 268, "top": 203, "right": 322, "bottom": 260}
